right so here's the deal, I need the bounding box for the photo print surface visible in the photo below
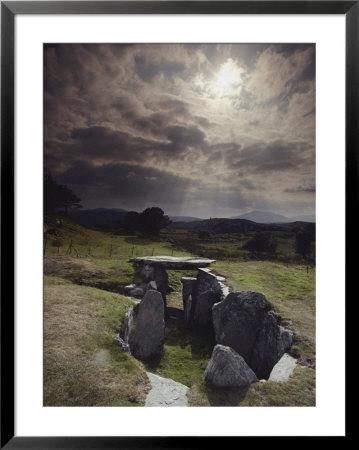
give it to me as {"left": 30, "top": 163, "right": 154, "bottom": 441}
{"left": 44, "top": 43, "right": 315, "bottom": 407}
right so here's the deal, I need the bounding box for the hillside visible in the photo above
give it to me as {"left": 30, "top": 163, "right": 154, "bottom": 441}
{"left": 43, "top": 216, "right": 316, "bottom": 407}
{"left": 169, "top": 216, "right": 313, "bottom": 234}
{"left": 231, "top": 210, "right": 315, "bottom": 223}
{"left": 69, "top": 208, "right": 128, "bottom": 227}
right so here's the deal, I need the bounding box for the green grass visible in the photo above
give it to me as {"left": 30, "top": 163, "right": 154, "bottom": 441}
{"left": 215, "top": 260, "right": 316, "bottom": 364}
{"left": 144, "top": 324, "right": 215, "bottom": 387}
{"left": 44, "top": 276, "right": 150, "bottom": 406}
{"left": 44, "top": 216, "right": 316, "bottom": 406}
{"left": 45, "top": 219, "right": 193, "bottom": 287}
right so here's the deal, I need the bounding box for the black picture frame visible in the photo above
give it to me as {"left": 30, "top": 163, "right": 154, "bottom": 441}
{"left": 1, "top": 1, "right": 353, "bottom": 447}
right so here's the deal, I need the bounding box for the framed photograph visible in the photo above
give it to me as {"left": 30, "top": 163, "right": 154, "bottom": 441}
{"left": 1, "top": 1, "right": 352, "bottom": 446}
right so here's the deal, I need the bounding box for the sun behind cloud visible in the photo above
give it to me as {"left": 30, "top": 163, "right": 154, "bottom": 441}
{"left": 212, "top": 58, "right": 243, "bottom": 97}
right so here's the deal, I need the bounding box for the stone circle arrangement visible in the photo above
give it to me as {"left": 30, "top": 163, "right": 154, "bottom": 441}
{"left": 114, "top": 256, "right": 295, "bottom": 388}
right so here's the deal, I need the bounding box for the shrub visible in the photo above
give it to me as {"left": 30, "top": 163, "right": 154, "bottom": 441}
{"left": 243, "top": 231, "right": 277, "bottom": 254}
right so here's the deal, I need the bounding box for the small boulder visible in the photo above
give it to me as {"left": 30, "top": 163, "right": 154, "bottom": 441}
{"left": 113, "top": 336, "right": 129, "bottom": 353}
{"left": 124, "top": 283, "right": 136, "bottom": 291}
{"left": 146, "top": 280, "right": 157, "bottom": 291}
{"left": 203, "top": 345, "right": 257, "bottom": 388}
{"left": 268, "top": 353, "right": 297, "bottom": 382}
{"left": 128, "top": 287, "right": 144, "bottom": 298}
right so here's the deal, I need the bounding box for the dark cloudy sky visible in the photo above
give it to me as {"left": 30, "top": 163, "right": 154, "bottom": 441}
{"left": 44, "top": 43, "right": 315, "bottom": 218}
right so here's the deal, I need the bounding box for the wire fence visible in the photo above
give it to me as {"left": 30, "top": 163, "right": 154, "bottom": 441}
{"left": 44, "top": 238, "right": 179, "bottom": 259}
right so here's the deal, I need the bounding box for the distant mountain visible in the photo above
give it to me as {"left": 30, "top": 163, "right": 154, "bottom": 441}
{"left": 170, "top": 216, "right": 314, "bottom": 234}
{"left": 291, "top": 214, "right": 316, "bottom": 223}
{"left": 231, "top": 210, "right": 315, "bottom": 224}
{"left": 233, "top": 211, "right": 292, "bottom": 223}
{"left": 170, "top": 217, "right": 260, "bottom": 233}
{"left": 69, "top": 208, "right": 128, "bottom": 227}
{"left": 170, "top": 216, "right": 203, "bottom": 222}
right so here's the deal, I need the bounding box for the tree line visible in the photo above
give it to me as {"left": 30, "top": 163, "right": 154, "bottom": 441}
{"left": 44, "top": 173, "right": 171, "bottom": 236}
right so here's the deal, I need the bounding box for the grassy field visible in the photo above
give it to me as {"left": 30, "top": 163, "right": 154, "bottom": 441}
{"left": 44, "top": 217, "right": 316, "bottom": 406}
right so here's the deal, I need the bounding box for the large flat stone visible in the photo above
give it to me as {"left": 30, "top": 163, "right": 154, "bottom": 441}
{"left": 130, "top": 256, "right": 216, "bottom": 270}
{"left": 145, "top": 372, "right": 189, "bottom": 406}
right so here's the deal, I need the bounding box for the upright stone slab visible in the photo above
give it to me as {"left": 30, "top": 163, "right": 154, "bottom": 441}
{"left": 183, "top": 268, "right": 229, "bottom": 327}
{"left": 203, "top": 344, "right": 257, "bottom": 388}
{"left": 153, "top": 266, "right": 170, "bottom": 303}
{"left": 181, "top": 277, "right": 197, "bottom": 324}
{"left": 249, "top": 312, "right": 282, "bottom": 379}
{"left": 212, "top": 291, "right": 293, "bottom": 379}
{"left": 128, "top": 290, "right": 165, "bottom": 360}
{"left": 115, "top": 290, "right": 165, "bottom": 361}
{"left": 196, "top": 268, "right": 229, "bottom": 299}
{"left": 212, "top": 291, "right": 270, "bottom": 363}
{"left": 192, "top": 290, "right": 222, "bottom": 329}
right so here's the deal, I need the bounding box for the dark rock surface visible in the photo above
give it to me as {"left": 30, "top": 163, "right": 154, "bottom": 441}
{"left": 203, "top": 344, "right": 257, "bottom": 388}
{"left": 212, "top": 291, "right": 270, "bottom": 362}
{"left": 128, "top": 287, "right": 144, "bottom": 298}
{"left": 115, "top": 290, "right": 165, "bottom": 361}
{"left": 182, "top": 269, "right": 229, "bottom": 326}
{"left": 138, "top": 264, "right": 170, "bottom": 303}
{"left": 212, "top": 291, "right": 293, "bottom": 379}
{"left": 192, "top": 289, "right": 222, "bottom": 328}
{"left": 181, "top": 277, "right": 197, "bottom": 324}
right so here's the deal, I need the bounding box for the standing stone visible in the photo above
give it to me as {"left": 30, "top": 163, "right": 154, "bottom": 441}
{"left": 196, "top": 268, "right": 229, "bottom": 299}
{"left": 181, "top": 277, "right": 197, "bottom": 324}
{"left": 203, "top": 345, "right": 257, "bottom": 388}
{"left": 212, "top": 291, "right": 293, "bottom": 379}
{"left": 184, "top": 294, "right": 193, "bottom": 324}
{"left": 212, "top": 291, "right": 270, "bottom": 363}
{"left": 192, "top": 289, "right": 222, "bottom": 328}
{"left": 249, "top": 312, "right": 282, "bottom": 379}
{"left": 153, "top": 266, "right": 170, "bottom": 303}
{"left": 140, "top": 264, "right": 155, "bottom": 279}
{"left": 116, "top": 290, "right": 165, "bottom": 361}
{"left": 182, "top": 269, "right": 229, "bottom": 326}
{"left": 140, "top": 264, "right": 169, "bottom": 304}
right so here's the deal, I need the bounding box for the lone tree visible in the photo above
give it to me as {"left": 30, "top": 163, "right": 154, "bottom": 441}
{"left": 44, "top": 173, "right": 82, "bottom": 214}
{"left": 138, "top": 207, "right": 171, "bottom": 236}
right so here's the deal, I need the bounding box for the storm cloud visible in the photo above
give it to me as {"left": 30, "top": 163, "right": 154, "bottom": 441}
{"left": 44, "top": 43, "right": 315, "bottom": 218}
